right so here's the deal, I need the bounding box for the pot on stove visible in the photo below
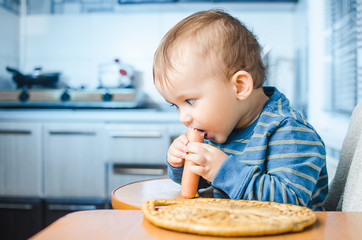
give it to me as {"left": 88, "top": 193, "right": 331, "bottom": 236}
{"left": 6, "top": 66, "right": 61, "bottom": 89}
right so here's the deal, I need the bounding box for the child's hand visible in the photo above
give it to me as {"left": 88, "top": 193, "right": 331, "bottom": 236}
{"left": 185, "top": 142, "right": 228, "bottom": 182}
{"left": 167, "top": 134, "right": 189, "bottom": 168}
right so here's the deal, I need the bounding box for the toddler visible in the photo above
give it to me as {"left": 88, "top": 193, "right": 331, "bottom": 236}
{"left": 153, "top": 10, "right": 328, "bottom": 210}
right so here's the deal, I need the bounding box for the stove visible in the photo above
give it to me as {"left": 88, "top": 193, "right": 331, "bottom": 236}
{"left": 0, "top": 88, "right": 146, "bottom": 109}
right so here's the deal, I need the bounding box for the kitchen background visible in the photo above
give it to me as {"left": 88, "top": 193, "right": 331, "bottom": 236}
{"left": 0, "top": 0, "right": 361, "bottom": 239}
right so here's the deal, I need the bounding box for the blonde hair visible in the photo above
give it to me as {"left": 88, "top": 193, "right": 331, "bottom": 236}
{"left": 153, "top": 9, "right": 266, "bottom": 88}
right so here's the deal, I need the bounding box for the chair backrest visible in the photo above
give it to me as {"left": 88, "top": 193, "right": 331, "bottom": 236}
{"left": 324, "top": 102, "right": 362, "bottom": 211}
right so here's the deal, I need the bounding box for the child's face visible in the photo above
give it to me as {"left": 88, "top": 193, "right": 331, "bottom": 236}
{"left": 155, "top": 51, "right": 244, "bottom": 144}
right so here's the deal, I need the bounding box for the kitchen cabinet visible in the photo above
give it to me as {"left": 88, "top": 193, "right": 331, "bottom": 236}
{"left": 0, "top": 122, "right": 42, "bottom": 197}
{"left": 0, "top": 198, "right": 43, "bottom": 240}
{"left": 43, "top": 123, "right": 105, "bottom": 198}
{"left": 43, "top": 198, "right": 106, "bottom": 227}
{"left": 0, "top": 109, "right": 182, "bottom": 238}
{"left": 105, "top": 123, "right": 171, "bottom": 194}
{"left": 104, "top": 122, "right": 187, "bottom": 195}
{"left": 105, "top": 123, "right": 171, "bottom": 164}
{"left": 107, "top": 163, "right": 168, "bottom": 196}
{"left": 0, "top": 109, "right": 182, "bottom": 199}
{"left": 168, "top": 123, "right": 188, "bottom": 142}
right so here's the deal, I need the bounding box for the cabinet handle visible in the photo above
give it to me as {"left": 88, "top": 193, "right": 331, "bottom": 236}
{"left": 109, "top": 131, "right": 162, "bottom": 138}
{"left": 48, "top": 130, "right": 96, "bottom": 136}
{"left": 0, "top": 130, "right": 32, "bottom": 135}
{"left": 113, "top": 165, "right": 167, "bottom": 176}
{"left": 0, "top": 203, "right": 33, "bottom": 210}
{"left": 48, "top": 204, "right": 97, "bottom": 211}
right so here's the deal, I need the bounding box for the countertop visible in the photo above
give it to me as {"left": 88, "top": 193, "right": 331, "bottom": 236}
{"left": 0, "top": 101, "right": 145, "bottom": 109}
{"left": 0, "top": 107, "right": 180, "bottom": 123}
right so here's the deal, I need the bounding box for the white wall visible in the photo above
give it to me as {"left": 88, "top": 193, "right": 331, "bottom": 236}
{"left": 0, "top": 7, "right": 19, "bottom": 89}
{"left": 18, "top": 3, "right": 296, "bottom": 104}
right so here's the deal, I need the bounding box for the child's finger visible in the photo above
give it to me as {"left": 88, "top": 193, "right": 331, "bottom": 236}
{"left": 185, "top": 142, "right": 205, "bottom": 154}
{"left": 169, "top": 147, "right": 185, "bottom": 159}
{"left": 188, "top": 164, "right": 204, "bottom": 176}
{"left": 173, "top": 134, "right": 188, "bottom": 147}
{"left": 173, "top": 139, "right": 188, "bottom": 152}
{"left": 168, "top": 156, "right": 184, "bottom": 168}
{"left": 178, "top": 134, "right": 189, "bottom": 144}
{"left": 185, "top": 152, "right": 205, "bottom": 166}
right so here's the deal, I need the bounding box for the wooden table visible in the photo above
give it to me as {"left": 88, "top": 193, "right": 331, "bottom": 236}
{"left": 31, "top": 178, "right": 362, "bottom": 239}
{"left": 30, "top": 210, "right": 362, "bottom": 240}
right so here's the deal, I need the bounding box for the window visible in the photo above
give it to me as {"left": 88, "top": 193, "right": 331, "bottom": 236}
{"left": 324, "top": 0, "right": 361, "bottom": 114}
{"left": 0, "top": 0, "right": 20, "bottom": 14}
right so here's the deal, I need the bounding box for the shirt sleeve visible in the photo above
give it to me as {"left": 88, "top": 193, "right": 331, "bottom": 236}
{"left": 167, "top": 162, "right": 183, "bottom": 184}
{"left": 211, "top": 118, "right": 327, "bottom": 208}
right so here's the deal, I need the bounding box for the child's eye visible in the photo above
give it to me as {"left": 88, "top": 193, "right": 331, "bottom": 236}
{"left": 170, "top": 104, "right": 179, "bottom": 109}
{"left": 186, "top": 99, "right": 195, "bottom": 105}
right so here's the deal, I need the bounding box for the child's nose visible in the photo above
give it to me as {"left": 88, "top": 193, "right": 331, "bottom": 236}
{"left": 179, "top": 109, "right": 192, "bottom": 125}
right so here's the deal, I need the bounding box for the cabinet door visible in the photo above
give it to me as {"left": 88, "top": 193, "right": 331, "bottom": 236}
{"left": 105, "top": 123, "right": 170, "bottom": 164}
{"left": 0, "top": 197, "right": 43, "bottom": 240}
{"left": 43, "top": 123, "right": 105, "bottom": 198}
{"left": 43, "top": 198, "right": 106, "bottom": 227}
{"left": 0, "top": 122, "right": 42, "bottom": 197}
{"left": 168, "top": 123, "right": 188, "bottom": 142}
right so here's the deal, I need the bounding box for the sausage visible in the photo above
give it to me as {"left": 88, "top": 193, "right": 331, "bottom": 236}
{"left": 181, "top": 128, "right": 204, "bottom": 199}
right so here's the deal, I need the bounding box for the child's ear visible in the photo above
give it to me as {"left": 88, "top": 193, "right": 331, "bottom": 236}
{"left": 231, "top": 70, "right": 253, "bottom": 100}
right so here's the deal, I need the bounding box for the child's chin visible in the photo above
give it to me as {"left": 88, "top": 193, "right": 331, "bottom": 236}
{"left": 212, "top": 136, "right": 227, "bottom": 144}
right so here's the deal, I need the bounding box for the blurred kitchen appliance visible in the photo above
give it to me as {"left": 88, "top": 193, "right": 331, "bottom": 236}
{"left": 2, "top": 64, "right": 145, "bottom": 108}
{"left": 6, "top": 66, "right": 61, "bottom": 89}
{"left": 0, "top": 88, "right": 142, "bottom": 108}
{"left": 98, "top": 58, "right": 135, "bottom": 89}
{"left": 0, "top": 88, "right": 136, "bottom": 102}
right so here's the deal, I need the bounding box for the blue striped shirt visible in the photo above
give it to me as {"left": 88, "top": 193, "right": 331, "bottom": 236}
{"left": 168, "top": 87, "right": 328, "bottom": 211}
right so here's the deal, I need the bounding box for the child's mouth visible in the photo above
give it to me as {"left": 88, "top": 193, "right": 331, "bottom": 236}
{"left": 193, "top": 128, "right": 209, "bottom": 139}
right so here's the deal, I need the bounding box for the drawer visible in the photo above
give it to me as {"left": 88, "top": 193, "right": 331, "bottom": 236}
{"left": 43, "top": 198, "right": 106, "bottom": 227}
{"left": 105, "top": 124, "right": 170, "bottom": 164}
{"left": 106, "top": 163, "right": 168, "bottom": 197}
{"left": 0, "top": 198, "right": 43, "bottom": 240}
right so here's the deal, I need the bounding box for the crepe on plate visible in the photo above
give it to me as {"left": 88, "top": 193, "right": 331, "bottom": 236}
{"left": 141, "top": 198, "right": 316, "bottom": 237}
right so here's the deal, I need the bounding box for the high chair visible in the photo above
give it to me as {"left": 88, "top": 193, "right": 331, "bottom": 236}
{"left": 324, "top": 102, "right": 362, "bottom": 211}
